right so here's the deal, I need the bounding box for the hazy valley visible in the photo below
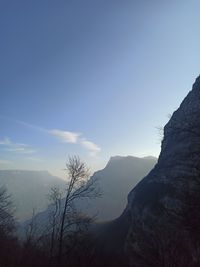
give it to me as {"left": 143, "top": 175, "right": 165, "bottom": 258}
{"left": 1, "top": 2, "right": 200, "bottom": 266}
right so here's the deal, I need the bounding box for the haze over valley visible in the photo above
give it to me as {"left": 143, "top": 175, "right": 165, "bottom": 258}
{"left": 1, "top": 1, "right": 200, "bottom": 267}
{"left": 0, "top": 156, "right": 157, "bottom": 222}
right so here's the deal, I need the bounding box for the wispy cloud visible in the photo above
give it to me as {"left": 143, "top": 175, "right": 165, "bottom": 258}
{"left": 80, "top": 139, "right": 101, "bottom": 157}
{"left": 0, "top": 137, "right": 11, "bottom": 145}
{"left": 48, "top": 129, "right": 101, "bottom": 156}
{"left": 0, "top": 159, "right": 11, "bottom": 165}
{"left": 0, "top": 115, "right": 44, "bottom": 132}
{"left": 48, "top": 129, "right": 80, "bottom": 144}
{"left": 27, "top": 157, "right": 44, "bottom": 162}
{"left": 0, "top": 137, "right": 36, "bottom": 154}
{"left": 0, "top": 116, "right": 101, "bottom": 157}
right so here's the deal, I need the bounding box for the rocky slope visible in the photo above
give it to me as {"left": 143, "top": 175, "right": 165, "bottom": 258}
{"left": 122, "top": 76, "right": 200, "bottom": 266}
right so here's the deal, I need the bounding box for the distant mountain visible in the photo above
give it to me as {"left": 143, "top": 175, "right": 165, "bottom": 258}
{"left": 0, "top": 170, "right": 65, "bottom": 221}
{"left": 87, "top": 155, "right": 157, "bottom": 220}
{"left": 21, "top": 155, "right": 156, "bottom": 233}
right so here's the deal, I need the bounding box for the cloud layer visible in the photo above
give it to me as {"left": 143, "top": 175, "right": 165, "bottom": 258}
{"left": 0, "top": 117, "right": 101, "bottom": 157}
{"left": 48, "top": 129, "right": 101, "bottom": 157}
{"left": 0, "top": 159, "right": 11, "bottom": 165}
{"left": 0, "top": 137, "right": 36, "bottom": 154}
{"left": 80, "top": 139, "right": 101, "bottom": 156}
{"left": 48, "top": 129, "right": 80, "bottom": 144}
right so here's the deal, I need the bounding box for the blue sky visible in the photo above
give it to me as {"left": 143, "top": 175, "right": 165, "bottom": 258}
{"left": 1, "top": 0, "right": 200, "bottom": 177}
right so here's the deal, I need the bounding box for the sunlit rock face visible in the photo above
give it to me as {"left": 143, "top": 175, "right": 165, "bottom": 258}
{"left": 125, "top": 76, "right": 200, "bottom": 266}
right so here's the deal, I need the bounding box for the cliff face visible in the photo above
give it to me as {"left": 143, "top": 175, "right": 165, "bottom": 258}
{"left": 124, "top": 76, "right": 200, "bottom": 266}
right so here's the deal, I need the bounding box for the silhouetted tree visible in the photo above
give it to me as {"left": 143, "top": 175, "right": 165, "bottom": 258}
{"left": 0, "top": 186, "right": 15, "bottom": 236}
{"left": 0, "top": 186, "right": 20, "bottom": 267}
{"left": 47, "top": 186, "right": 62, "bottom": 266}
{"left": 49, "top": 156, "right": 101, "bottom": 267}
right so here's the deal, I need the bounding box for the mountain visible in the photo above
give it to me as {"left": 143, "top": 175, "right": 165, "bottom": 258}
{"left": 89, "top": 155, "right": 157, "bottom": 220}
{"left": 0, "top": 170, "right": 65, "bottom": 221}
{"left": 20, "top": 156, "right": 156, "bottom": 235}
{"left": 95, "top": 76, "right": 200, "bottom": 267}
{"left": 0, "top": 156, "right": 156, "bottom": 224}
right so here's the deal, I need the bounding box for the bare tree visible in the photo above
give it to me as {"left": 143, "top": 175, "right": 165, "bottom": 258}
{"left": 0, "top": 186, "right": 20, "bottom": 267}
{"left": 0, "top": 186, "right": 15, "bottom": 236}
{"left": 47, "top": 187, "right": 62, "bottom": 261}
{"left": 24, "top": 208, "right": 39, "bottom": 246}
{"left": 55, "top": 156, "right": 101, "bottom": 267}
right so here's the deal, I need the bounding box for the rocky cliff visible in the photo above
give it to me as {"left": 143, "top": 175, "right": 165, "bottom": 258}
{"left": 123, "top": 76, "right": 200, "bottom": 266}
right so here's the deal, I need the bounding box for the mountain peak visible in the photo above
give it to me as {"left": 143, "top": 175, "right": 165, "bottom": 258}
{"left": 106, "top": 155, "right": 157, "bottom": 168}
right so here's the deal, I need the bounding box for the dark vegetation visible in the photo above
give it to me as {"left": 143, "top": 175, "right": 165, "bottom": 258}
{"left": 1, "top": 153, "right": 200, "bottom": 267}
{"left": 0, "top": 156, "right": 101, "bottom": 267}
{"left": 1, "top": 120, "right": 200, "bottom": 267}
{"left": 0, "top": 155, "right": 157, "bottom": 267}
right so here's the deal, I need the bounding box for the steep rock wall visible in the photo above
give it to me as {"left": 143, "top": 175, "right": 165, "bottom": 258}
{"left": 125, "top": 76, "right": 200, "bottom": 266}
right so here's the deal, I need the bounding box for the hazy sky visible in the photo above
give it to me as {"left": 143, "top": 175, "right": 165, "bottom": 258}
{"left": 1, "top": 0, "right": 200, "bottom": 177}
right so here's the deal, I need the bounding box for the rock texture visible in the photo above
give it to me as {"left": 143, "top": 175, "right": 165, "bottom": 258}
{"left": 123, "top": 76, "right": 200, "bottom": 266}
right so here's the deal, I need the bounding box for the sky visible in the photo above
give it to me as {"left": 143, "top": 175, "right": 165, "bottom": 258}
{"left": 1, "top": 0, "right": 200, "bottom": 178}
